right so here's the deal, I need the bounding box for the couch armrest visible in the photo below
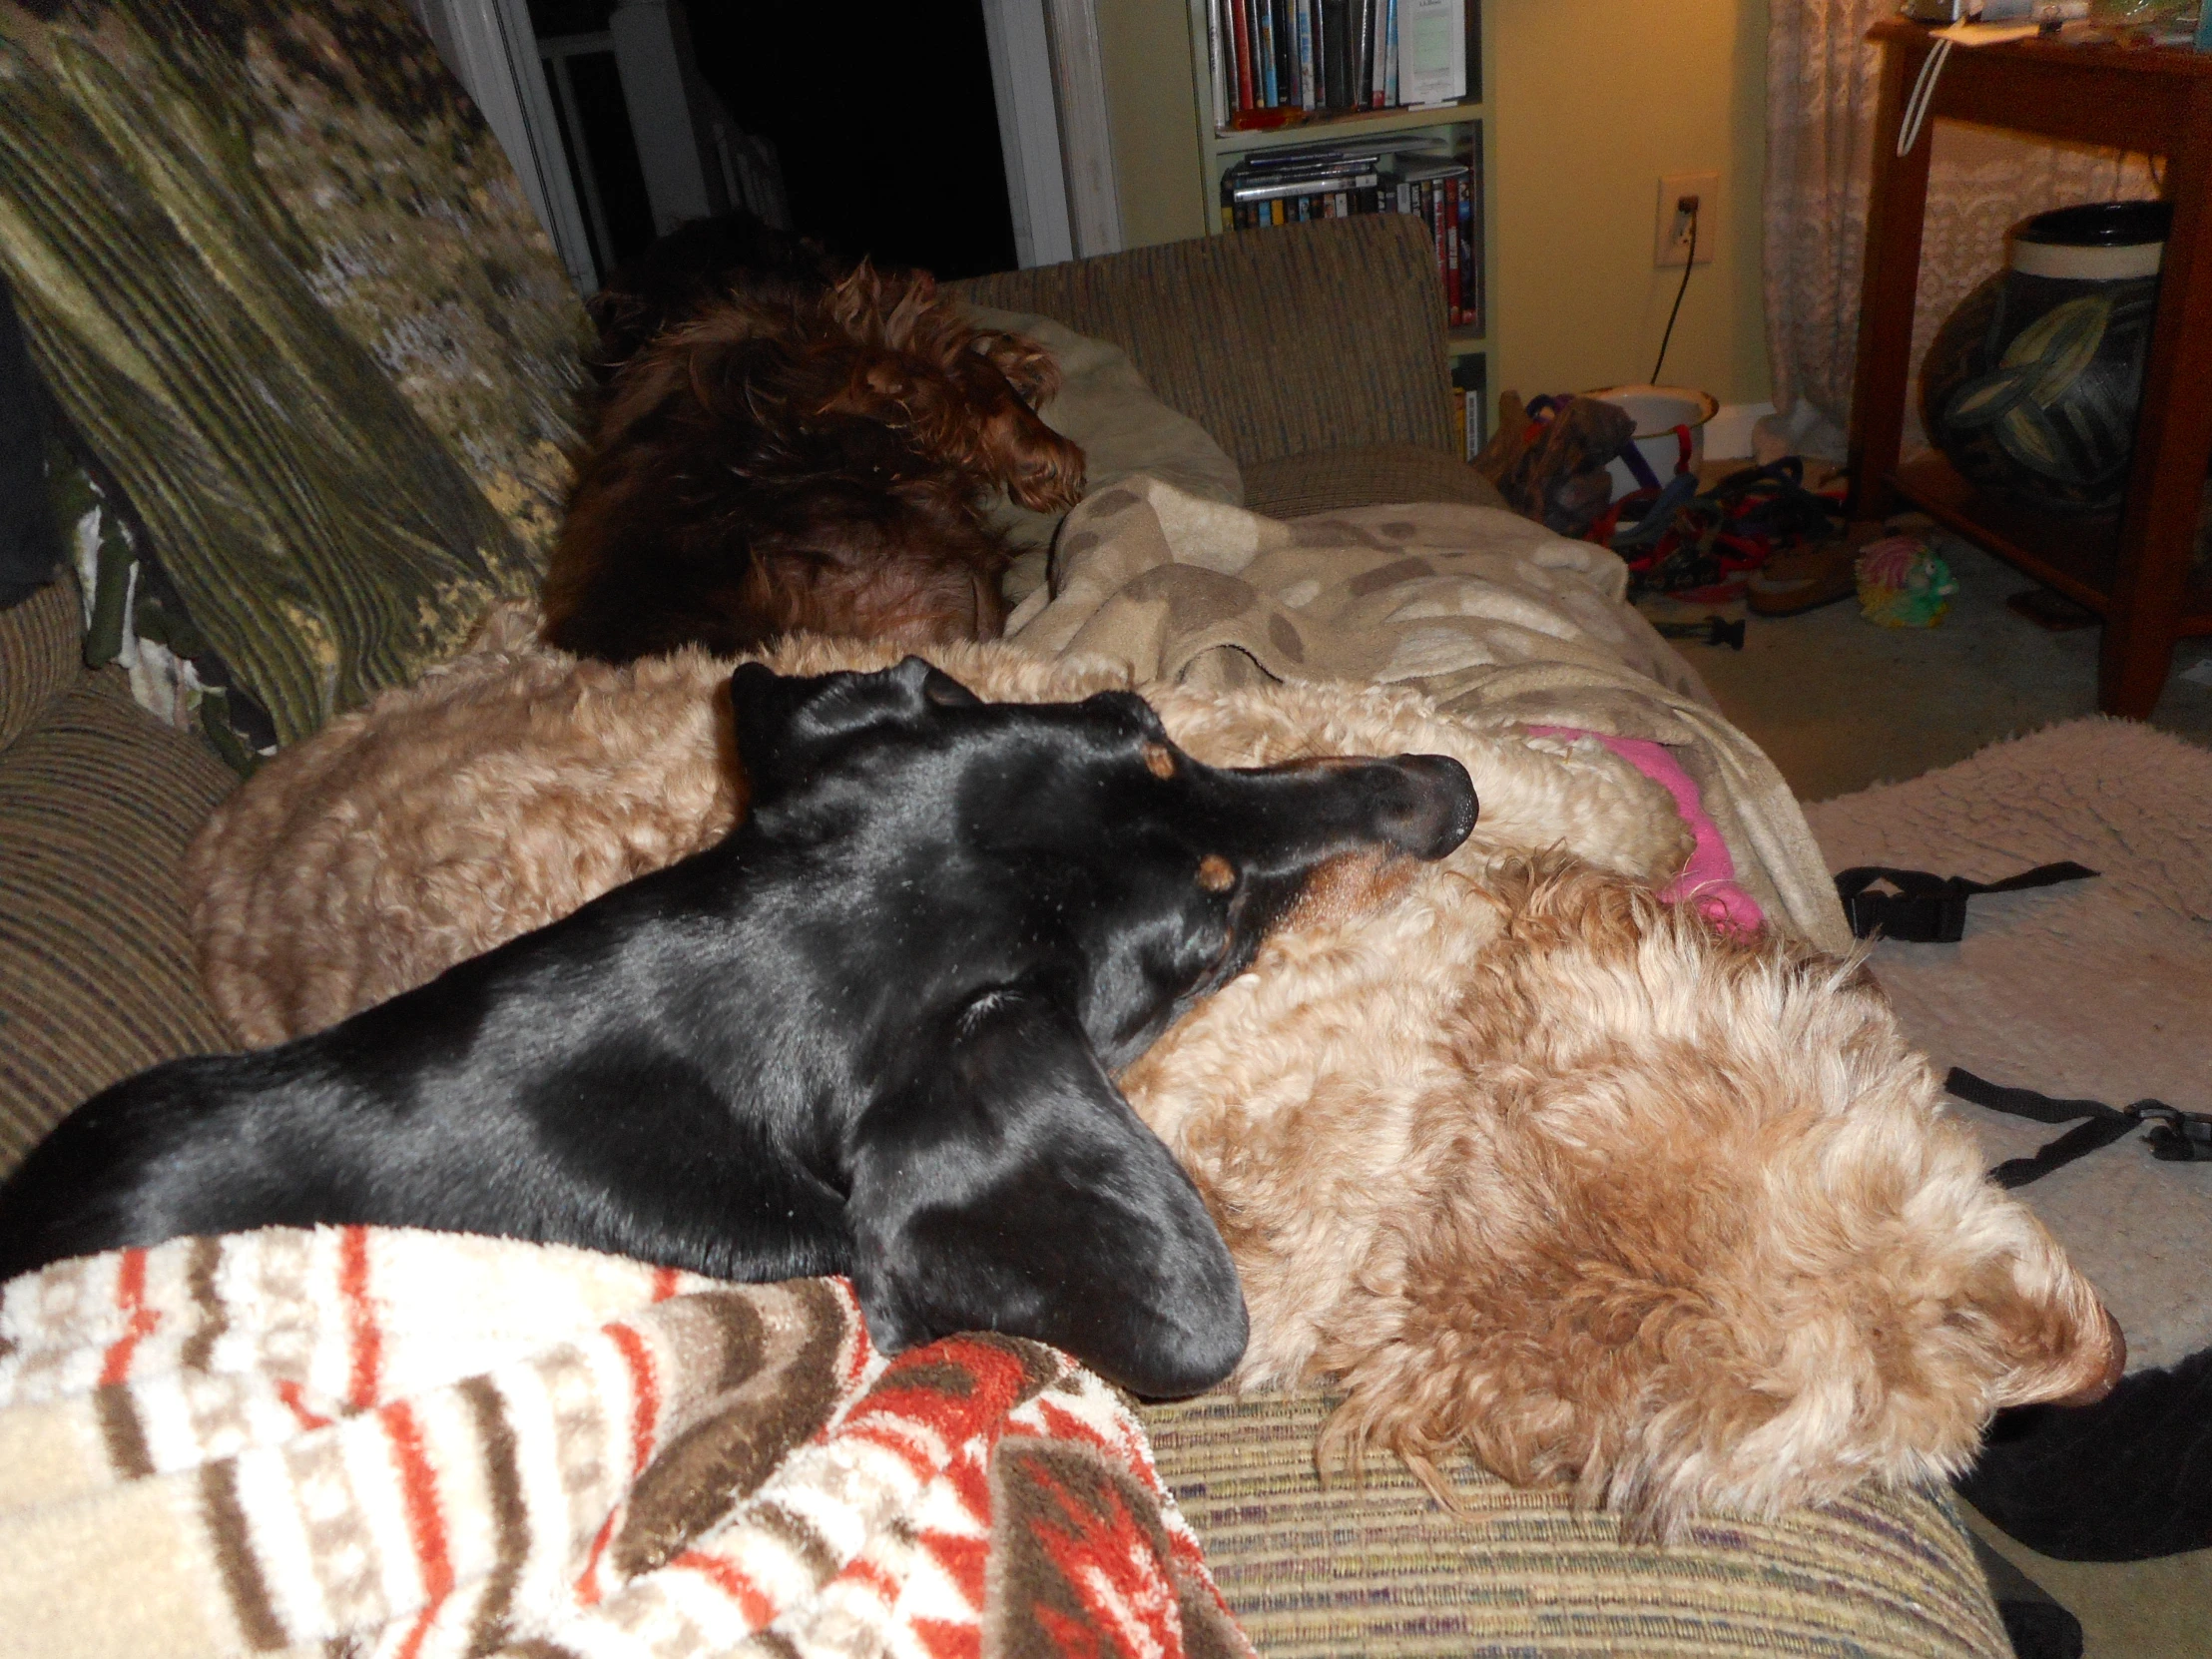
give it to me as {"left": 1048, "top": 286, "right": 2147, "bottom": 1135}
{"left": 0, "top": 670, "right": 236, "bottom": 1175}
{"left": 0, "top": 580, "right": 80, "bottom": 757}
{"left": 951, "top": 216, "right": 1455, "bottom": 469}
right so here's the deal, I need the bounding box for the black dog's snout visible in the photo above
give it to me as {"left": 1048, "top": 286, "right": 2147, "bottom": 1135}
{"left": 1373, "top": 754, "right": 1477, "bottom": 860}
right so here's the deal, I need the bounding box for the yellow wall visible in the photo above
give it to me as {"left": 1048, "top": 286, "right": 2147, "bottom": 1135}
{"left": 1489, "top": 0, "right": 1770, "bottom": 406}
{"left": 1098, "top": 0, "right": 1772, "bottom": 405}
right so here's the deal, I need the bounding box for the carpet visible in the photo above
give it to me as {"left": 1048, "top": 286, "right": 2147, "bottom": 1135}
{"left": 1803, "top": 717, "right": 2212, "bottom": 1372}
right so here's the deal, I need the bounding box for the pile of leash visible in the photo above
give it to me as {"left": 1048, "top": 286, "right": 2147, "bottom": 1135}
{"left": 1834, "top": 857, "right": 2212, "bottom": 1184}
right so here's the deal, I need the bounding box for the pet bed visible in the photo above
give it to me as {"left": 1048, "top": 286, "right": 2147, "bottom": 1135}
{"left": 1806, "top": 718, "right": 2212, "bottom": 1653}
{"left": 0, "top": 1228, "right": 1250, "bottom": 1659}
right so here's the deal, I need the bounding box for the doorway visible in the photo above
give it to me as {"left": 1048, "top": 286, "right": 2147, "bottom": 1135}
{"left": 414, "top": 0, "right": 1087, "bottom": 291}
{"left": 682, "top": 3, "right": 1018, "bottom": 280}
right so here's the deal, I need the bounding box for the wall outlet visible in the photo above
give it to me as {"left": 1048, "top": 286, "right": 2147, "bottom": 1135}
{"left": 1655, "top": 173, "right": 1719, "bottom": 269}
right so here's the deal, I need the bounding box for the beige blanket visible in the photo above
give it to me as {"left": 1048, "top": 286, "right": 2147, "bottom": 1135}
{"left": 0, "top": 1228, "right": 1252, "bottom": 1659}
{"left": 1008, "top": 475, "right": 1852, "bottom": 953}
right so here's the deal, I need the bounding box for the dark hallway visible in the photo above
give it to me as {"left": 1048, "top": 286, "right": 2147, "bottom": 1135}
{"left": 683, "top": 2, "right": 1018, "bottom": 279}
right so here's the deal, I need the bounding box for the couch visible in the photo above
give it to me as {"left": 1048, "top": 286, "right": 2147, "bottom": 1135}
{"left": 0, "top": 3, "right": 2015, "bottom": 1654}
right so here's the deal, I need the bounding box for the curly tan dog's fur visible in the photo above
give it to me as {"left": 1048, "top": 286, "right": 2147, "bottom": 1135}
{"left": 190, "top": 620, "right": 1691, "bottom": 1048}
{"left": 185, "top": 631, "right": 2116, "bottom": 1531}
{"left": 189, "top": 609, "right": 742, "bottom": 1048}
{"left": 1119, "top": 851, "right": 2117, "bottom": 1533}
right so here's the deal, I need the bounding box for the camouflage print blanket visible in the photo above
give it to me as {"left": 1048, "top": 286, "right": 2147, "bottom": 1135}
{"left": 1007, "top": 474, "right": 1851, "bottom": 953}
{"left": 0, "top": 0, "right": 586, "bottom": 759}
{"left": 0, "top": 1228, "right": 1252, "bottom": 1659}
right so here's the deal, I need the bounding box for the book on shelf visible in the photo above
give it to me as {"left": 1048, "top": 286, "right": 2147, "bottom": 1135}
{"left": 1211, "top": 0, "right": 1474, "bottom": 130}
{"left": 1400, "top": 0, "right": 1467, "bottom": 108}
{"left": 1450, "top": 356, "right": 1487, "bottom": 461}
{"left": 1395, "top": 148, "right": 1478, "bottom": 331}
{"left": 1219, "top": 130, "right": 1483, "bottom": 337}
{"left": 1296, "top": 0, "right": 1317, "bottom": 112}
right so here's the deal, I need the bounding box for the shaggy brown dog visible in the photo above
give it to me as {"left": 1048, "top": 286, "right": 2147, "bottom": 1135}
{"left": 542, "top": 260, "right": 1087, "bottom": 663}
{"left": 185, "top": 631, "right": 2118, "bottom": 1529}
{"left": 582, "top": 210, "right": 846, "bottom": 391}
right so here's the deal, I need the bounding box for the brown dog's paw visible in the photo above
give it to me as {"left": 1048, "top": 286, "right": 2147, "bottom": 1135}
{"left": 1004, "top": 420, "right": 1088, "bottom": 513}
{"left": 975, "top": 330, "right": 1063, "bottom": 410}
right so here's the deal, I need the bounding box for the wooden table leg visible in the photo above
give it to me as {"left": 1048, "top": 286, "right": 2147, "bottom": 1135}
{"left": 2101, "top": 83, "right": 2212, "bottom": 720}
{"left": 1846, "top": 37, "right": 1936, "bottom": 524}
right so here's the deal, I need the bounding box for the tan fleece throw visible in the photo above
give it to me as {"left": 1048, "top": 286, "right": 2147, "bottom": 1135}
{"left": 1007, "top": 474, "right": 1851, "bottom": 952}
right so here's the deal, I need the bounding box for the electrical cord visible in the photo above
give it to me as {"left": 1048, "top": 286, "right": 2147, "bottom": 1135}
{"left": 1650, "top": 199, "right": 1697, "bottom": 386}
{"left": 1898, "top": 36, "right": 1953, "bottom": 157}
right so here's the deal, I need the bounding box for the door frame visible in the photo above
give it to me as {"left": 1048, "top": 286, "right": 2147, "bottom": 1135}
{"left": 406, "top": 0, "right": 599, "bottom": 290}
{"left": 411, "top": 0, "right": 1120, "bottom": 280}
{"left": 981, "top": 0, "right": 1123, "bottom": 267}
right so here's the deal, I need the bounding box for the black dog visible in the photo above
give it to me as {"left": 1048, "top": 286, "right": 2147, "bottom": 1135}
{"left": 0, "top": 660, "right": 1475, "bottom": 1395}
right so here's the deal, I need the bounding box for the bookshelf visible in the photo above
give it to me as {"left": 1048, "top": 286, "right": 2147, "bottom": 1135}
{"left": 1183, "top": 0, "right": 1496, "bottom": 453}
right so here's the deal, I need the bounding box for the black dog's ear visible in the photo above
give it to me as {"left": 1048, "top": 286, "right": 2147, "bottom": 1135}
{"left": 918, "top": 662, "right": 981, "bottom": 707}
{"left": 730, "top": 658, "right": 974, "bottom": 797}
{"left": 845, "top": 985, "right": 1248, "bottom": 1397}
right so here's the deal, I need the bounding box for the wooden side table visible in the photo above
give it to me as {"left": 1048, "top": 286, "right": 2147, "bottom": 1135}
{"left": 1847, "top": 21, "right": 2212, "bottom": 719}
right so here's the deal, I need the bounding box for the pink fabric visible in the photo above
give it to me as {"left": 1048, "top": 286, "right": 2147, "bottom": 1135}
{"left": 1527, "top": 727, "right": 1764, "bottom": 934}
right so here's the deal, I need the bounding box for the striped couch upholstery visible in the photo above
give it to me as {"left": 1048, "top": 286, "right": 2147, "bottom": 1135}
{"left": 950, "top": 214, "right": 1508, "bottom": 529}
{"left": 1141, "top": 1391, "right": 2010, "bottom": 1658}
{"left": 953, "top": 215, "right": 1457, "bottom": 469}
{"left": 0, "top": 580, "right": 235, "bottom": 1170}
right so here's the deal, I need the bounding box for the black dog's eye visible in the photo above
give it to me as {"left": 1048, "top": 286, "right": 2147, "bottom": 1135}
{"left": 1141, "top": 741, "right": 1177, "bottom": 780}
{"left": 1197, "top": 854, "right": 1237, "bottom": 893}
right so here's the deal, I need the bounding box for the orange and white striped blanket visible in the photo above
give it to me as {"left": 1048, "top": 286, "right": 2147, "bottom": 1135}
{"left": 0, "top": 1227, "right": 1252, "bottom": 1659}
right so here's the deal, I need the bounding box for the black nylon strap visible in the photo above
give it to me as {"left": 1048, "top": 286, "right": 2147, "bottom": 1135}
{"left": 1835, "top": 861, "right": 2098, "bottom": 942}
{"left": 1946, "top": 1068, "right": 2212, "bottom": 1188}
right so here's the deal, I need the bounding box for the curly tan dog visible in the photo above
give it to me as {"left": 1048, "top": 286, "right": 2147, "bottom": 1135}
{"left": 1119, "top": 851, "right": 2120, "bottom": 1533}
{"left": 185, "top": 631, "right": 2117, "bottom": 1529}
{"left": 190, "top": 618, "right": 1690, "bottom": 1048}
{"left": 190, "top": 610, "right": 743, "bottom": 1048}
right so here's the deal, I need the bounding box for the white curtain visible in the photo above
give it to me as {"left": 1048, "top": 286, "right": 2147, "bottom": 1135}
{"left": 1762, "top": 1, "right": 2158, "bottom": 458}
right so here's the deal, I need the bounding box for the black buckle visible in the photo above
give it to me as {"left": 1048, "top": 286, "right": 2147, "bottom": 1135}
{"left": 1841, "top": 880, "right": 1970, "bottom": 943}
{"left": 1835, "top": 862, "right": 2097, "bottom": 943}
{"left": 2138, "top": 1105, "right": 2212, "bottom": 1163}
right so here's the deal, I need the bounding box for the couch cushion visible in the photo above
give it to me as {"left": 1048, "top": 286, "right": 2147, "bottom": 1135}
{"left": 1142, "top": 1390, "right": 2010, "bottom": 1659}
{"left": 0, "top": 669, "right": 235, "bottom": 1175}
{"left": 1243, "top": 443, "right": 1507, "bottom": 519}
{"left": 0, "top": 577, "right": 77, "bottom": 757}
{"left": 952, "top": 217, "right": 1456, "bottom": 469}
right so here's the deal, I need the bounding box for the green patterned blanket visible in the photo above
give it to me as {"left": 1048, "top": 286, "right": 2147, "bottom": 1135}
{"left": 0, "top": 0, "right": 586, "bottom": 758}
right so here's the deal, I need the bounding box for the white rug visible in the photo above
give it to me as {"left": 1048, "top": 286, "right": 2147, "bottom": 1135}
{"left": 1805, "top": 719, "right": 2212, "bottom": 1371}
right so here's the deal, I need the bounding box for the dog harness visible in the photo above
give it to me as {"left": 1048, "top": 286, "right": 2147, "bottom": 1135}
{"left": 1832, "top": 862, "right": 2209, "bottom": 1183}
{"left": 1834, "top": 859, "right": 2098, "bottom": 943}
{"left": 1947, "top": 1069, "right": 2212, "bottom": 1188}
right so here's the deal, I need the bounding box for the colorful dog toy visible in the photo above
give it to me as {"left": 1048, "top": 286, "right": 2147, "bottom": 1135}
{"left": 1856, "top": 535, "right": 1958, "bottom": 629}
